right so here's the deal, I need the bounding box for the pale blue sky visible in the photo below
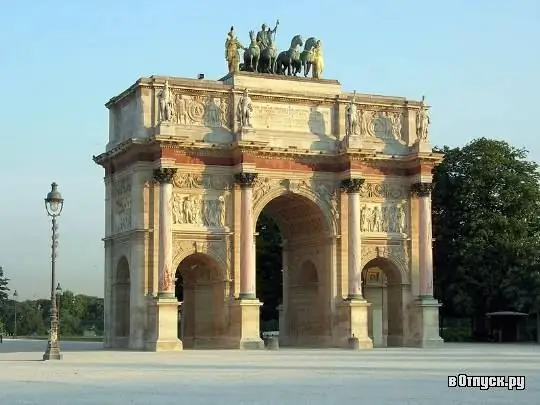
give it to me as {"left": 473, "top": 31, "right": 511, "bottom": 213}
{"left": 0, "top": 0, "right": 538, "bottom": 299}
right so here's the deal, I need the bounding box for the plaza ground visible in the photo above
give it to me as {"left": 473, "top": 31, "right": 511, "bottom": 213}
{"left": 0, "top": 339, "right": 538, "bottom": 404}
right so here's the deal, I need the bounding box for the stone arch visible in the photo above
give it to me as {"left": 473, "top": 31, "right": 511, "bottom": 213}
{"left": 361, "top": 245, "right": 409, "bottom": 284}
{"left": 253, "top": 183, "right": 337, "bottom": 237}
{"left": 362, "top": 257, "right": 405, "bottom": 347}
{"left": 172, "top": 239, "right": 229, "bottom": 282}
{"left": 175, "top": 252, "right": 228, "bottom": 348}
{"left": 114, "top": 255, "right": 130, "bottom": 347}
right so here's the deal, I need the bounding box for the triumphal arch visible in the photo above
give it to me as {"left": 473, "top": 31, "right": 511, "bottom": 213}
{"left": 93, "top": 24, "right": 444, "bottom": 350}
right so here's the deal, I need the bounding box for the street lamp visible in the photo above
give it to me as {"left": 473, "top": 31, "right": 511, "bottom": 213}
{"left": 13, "top": 290, "right": 18, "bottom": 338}
{"left": 43, "top": 182, "right": 64, "bottom": 361}
{"left": 56, "top": 283, "right": 62, "bottom": 336}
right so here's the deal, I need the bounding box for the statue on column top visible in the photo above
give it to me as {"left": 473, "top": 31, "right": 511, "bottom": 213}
{"left": 158, "top": 81, "right": 175, "bottom": 123}
{"left": 346, "top": 90, "right": 359, "bottom": 136}
{"left": 417, "top": 96, "right": 430, "bottom": 142}
{"left": 236, "top": 88, "right": 253, "bottom": 129}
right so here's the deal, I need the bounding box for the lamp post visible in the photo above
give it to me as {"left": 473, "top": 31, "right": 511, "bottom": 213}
{"left": 56, "top": 283, "right": 62, "bottom": 337}
{"left": 43, "top": 182, "right": 64, "bottom": 361}
{"left": 13, "top": 290, "right": 18, "bottom": 339}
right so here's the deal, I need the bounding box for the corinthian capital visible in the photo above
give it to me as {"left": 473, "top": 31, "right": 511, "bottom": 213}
{"left": 234, "top": 172, "right": 258, "bottom": 188}
{"left": 153, "top": 168, "right": 177, "bottom": 184}
{"left": 411, "top": 182, "right": 432, "bottom": 197}
{"left": 340, "top": 178, "right": 365, "bottom": 193}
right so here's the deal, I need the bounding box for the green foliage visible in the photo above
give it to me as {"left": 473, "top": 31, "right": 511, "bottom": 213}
{"left": 0, "top": 290, "right": 104, "bottom": 337}
{"left": 433, "top": 138, "right": 540, "bottom": 337}
{"left": 256, "top": 212, "right": 283, "bottom": 323}
{"left": 0, "top": 266, "right": 10, "bottom": 301}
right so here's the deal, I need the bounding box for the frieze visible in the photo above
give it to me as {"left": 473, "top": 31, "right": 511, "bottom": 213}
{"left": 359, "top": 182, "right": 409, "bottom": 200}
{"left": 172, "top": 172, "right": 233, "bottom": 190}
{"left": 360, "top": 203, "right": 408, "bottom": 234}
{"left": 157, "top": 81, "right": 232, "bottom": 129}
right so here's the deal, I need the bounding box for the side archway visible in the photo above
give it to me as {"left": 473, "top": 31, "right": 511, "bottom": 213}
{"left": 114, "top": 256, "right": 130, "bottom": 348}
{"left": 175, "top": 253, "right": 228, "bottom": 349}
{"left": 362, "top": 257, "right": 404, "bottom": 347}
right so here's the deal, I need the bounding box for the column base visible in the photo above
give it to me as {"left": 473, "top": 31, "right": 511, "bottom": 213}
{"left": 336, "top": 299, "right": 373, "bottom": 349}
{"left": 145, "top": 296, "right": 183, "bottom": 352}
{"left": 43, "top": 345, "right": 63, "bottom": 361}
{"left": 410, "top": 296, "right": 444, "bottom": 348}
{"left": 228, "top": 299, "right": 264, "bottom": 350}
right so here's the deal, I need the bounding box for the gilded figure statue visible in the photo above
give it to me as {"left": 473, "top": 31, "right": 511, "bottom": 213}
{"left": 311, "top": 40, "right": 324, "bottom": 79}
{"left": 225, "top": 26, "right": 245, "bottom": 74}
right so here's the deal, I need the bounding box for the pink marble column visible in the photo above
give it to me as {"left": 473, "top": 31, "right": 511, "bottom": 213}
{"left": 154, "top": 168, "right": 177, "bottom": 297}
{"left": 234, "top": 172, "right": 258, "bottom": 299}
{"left": 342, "top": 178, "right": 365, "bottom": 300}
{"left": 413, "top": 182, "right": 434, "bottom": 297}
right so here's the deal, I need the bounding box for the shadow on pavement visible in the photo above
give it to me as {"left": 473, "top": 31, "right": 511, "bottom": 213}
{"left": 0, "top": 339, "right": 103, "bottom": 354}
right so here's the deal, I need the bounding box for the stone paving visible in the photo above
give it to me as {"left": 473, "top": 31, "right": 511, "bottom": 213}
{"left": 0, "top": 339, "right": 538, "bottom": 404}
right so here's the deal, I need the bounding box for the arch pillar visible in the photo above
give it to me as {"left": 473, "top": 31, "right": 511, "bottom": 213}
{"left": 227, "top": 172, "right": 264, "bottom": 350}
{"left": 145, "top": 168, "right": 183, "bottom": 352}
{"left": 410, "top": 182, "right": 443, "bottom": 348}
{"left": 336, "top": 178, "right": 373, "bottom": 349}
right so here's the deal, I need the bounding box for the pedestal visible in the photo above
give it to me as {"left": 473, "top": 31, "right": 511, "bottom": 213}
{"left": 145, "top": 297, "right": 183, "bottom": 352}
{"left": 343, "top": 136, "right": 384, "bottom": 150}
{"left": 337, "top": 299, "right": 373, "bottom": 349}
{"left": 228, "top": 299, "right": 264, "bottom": 349}
{"left": 411, "top": 297, "right": 444, "bottom": 348}
{"left": 410, "top": 140, "right": 432, "bottom": 153}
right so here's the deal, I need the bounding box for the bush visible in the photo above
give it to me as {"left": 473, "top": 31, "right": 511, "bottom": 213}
{"left": 441, "top": 326, "right": 472, "bottom": 342}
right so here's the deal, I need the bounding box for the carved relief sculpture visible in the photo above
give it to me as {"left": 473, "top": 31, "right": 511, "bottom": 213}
{"left": 172, "top": 194, "right": 228, "bottom": 228}
{"left": 114, "top": 177, "right": 132, "bottom": 233}
{"left": 236, "top": 88, "right": 253, "bottom": 129}
{"left": 416, "top": 96, "right": 430, "bottom": 142}
{"left": 360, "top": 203, "right": 408, "bottom": 234}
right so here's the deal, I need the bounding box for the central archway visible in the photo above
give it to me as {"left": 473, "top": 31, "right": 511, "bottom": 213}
{"left": 255, "top": 191, "right": 333, "bottom": 347}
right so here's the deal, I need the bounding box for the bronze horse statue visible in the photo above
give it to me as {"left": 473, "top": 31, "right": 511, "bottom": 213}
{"left": 300, "top": 37, "right": 318, "bottom": 78}
{"left": 242, "top": 31, "right": 260, "bottom": 72}
{"left": 258, "top": 33, "right": 278, "bottom": 73}
{"left": 276, "top": 35, "right": 304, "bottom": 76}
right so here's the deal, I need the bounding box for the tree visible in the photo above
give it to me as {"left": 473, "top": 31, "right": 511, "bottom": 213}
{"left": 432, "top": 138, "right": 540, "bottom": 338}
{"left": 256, "top": 212, "right": 283, "bottom": 327}
{"left": 0, "top": 266, "right": 10, "bottom": 301}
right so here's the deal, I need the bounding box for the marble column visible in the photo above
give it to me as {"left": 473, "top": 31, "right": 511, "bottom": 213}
{"left": 234, "top": 172, "right": 258, "bottom": 299}
{"left": 153, "top": 168, "right": 177, "bottom": 297}
{"left": 412, "top": 182, "right": 434, "bottom": 297}
{"left": 341, "top": 178, "right": 365, "bottom": 300}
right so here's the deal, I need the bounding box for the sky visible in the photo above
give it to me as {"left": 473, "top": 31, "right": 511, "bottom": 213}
{"left": 0, "top": 0, "right": 538, "bottom": 300}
